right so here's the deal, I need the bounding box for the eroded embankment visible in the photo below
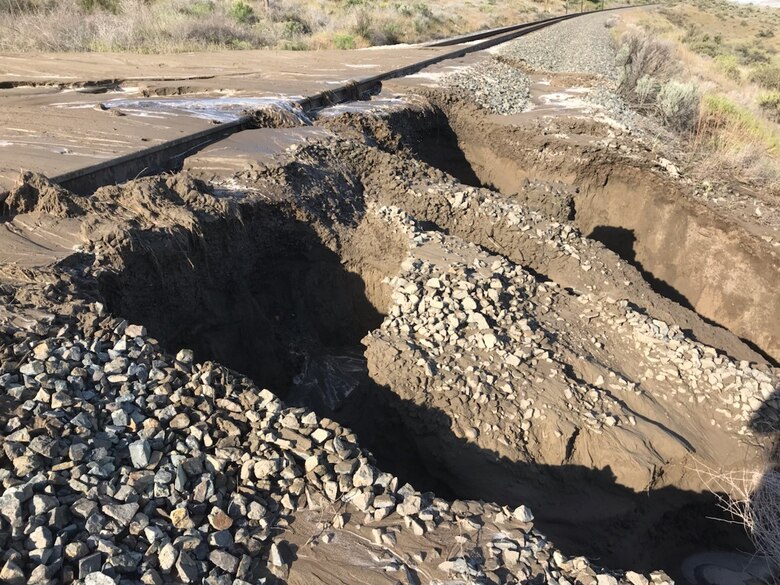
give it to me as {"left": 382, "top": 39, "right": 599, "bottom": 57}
{"left": 85, "top": 174, "right": 462, "bottom": 497}
{"left": 281, "top": 130, "right": 775, "bottom": 573}
{"left": 333, "top": 93, "right": 780, "bottom": 364}
{"left": 3, "top": 97, "right": 777, "bottom": 583}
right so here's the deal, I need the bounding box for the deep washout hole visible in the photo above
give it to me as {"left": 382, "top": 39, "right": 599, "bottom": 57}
{"left": 390, "top": 101, "right": 778, "bottom": 364}
{"left": 95, "top": 191, "right": 755, "bottom": 581}
{"left": 97, "top": 207, "right": 455, "bottom": 498}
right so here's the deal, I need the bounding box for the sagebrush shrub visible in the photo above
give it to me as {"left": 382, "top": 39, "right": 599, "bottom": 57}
{"left": 332, "top": 32, "right": 356, "bottom": 49}
{"left": 758, "top": 91, "right": 780, "bottom": 122}
{"left": 656, "top": 80, "right": 700, "bottom": 132}
{"left": 635, "top": 74, "right": 660, "bottom": 106}
{"left": 750, "top": 65, "right": 780, "bottom": 91}
{"left": 714, "top": 55, "right": 741, "bottom": 82}
{"left": 616, "top": 29, "right": 677, "bottom": 98}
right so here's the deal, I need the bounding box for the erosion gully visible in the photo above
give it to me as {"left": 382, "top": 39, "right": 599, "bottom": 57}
{"left": 78, "top": 89, "right": 780, "bottom": 582}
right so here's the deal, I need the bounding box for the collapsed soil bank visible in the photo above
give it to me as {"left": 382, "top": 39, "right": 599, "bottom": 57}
{"left": 91, "top": 169, "right": 761, "bottom": 578}
{"left": 348, "top": 94, "right": 780, "bottom": 363}
{"left": 47, "top": 108, "right": 773, "bottom": 581}
{"left": 91, "top": 178, "right": 460, "bottom": 496}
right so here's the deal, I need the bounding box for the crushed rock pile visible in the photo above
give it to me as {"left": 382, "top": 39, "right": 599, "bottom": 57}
{"left": 442, "top": 57, "right": 531, "bottom": 115}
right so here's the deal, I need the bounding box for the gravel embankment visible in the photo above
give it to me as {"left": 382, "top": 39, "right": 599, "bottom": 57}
{"left": 443, "top": 58, "right": 531, "bottom": 114}
{"left": 499, "top": 12, "right": 619, "bottom": 79}
{"left": 445, "top": 13, "right": 625, "bottom": 118}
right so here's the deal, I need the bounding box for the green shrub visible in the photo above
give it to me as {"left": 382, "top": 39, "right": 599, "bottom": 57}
{"left": 397, "top": 3, "right": 433, "bottom": 18}
{"left": 229, "top": 0, "right": 254, "bottom": 24}
{"left": 758, "top": 91, "right": 780, "bottom": 122}
{"left": 682, "top": 25, "right": 723, "bottom": 58}
{"left": 735, "top": 43, "right": 770, "bottom": 65}
{"left": 332, "top": 32, "right": 356, "bottom": 49}
{"left": 656, "top": 80, "right": 700, "bottom": 132}
{"left": 228, "top": 38, "right": 254, "bottom": 50}
{"left": 279, "top": 39, "right": 309, "bottom": 50}
{"left": 380, "top": 21, "right": 402, "bottom": 45}
{"left": 183, "top": 0, "right": 214, "bottom": 16}
{"left": 80, "top": 0, "right": 118, "bottom": 13}
{"left": 715, "top": 55, "right": 741, "bottom": 82}
{"left": 281, "top": 19, "right": 309, "bottom": 38}
{"left": 750, "top": 65, "right": 780, "bottom": 90}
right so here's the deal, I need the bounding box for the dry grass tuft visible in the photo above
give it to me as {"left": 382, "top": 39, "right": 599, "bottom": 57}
{"left": 702, "top": 465, "right": 780, "bottom": 579}
{"left": 691, "top": 93, "right": 780, "bottom": 190}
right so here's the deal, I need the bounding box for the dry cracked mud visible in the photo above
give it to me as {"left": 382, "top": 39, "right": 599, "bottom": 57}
{"left": 0, "top": 41, "right": 778, "bottom": 585}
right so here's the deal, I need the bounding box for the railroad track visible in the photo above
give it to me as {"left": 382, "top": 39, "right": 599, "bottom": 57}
{"left": 50, "top": 6, "right": 634, "bottom": 195}
{"left": 426, "top": 12, "right": 588, "bottom": 47}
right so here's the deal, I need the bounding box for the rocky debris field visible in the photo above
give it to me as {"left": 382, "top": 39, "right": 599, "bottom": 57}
{"left": 0, "top": 9, "right": 778, "bottom": 585}
{"left": 1, "top": 295, "right": 644, "bottom": 585}
{"left": 0, "top": 172, "right": 687, "bottom": 585}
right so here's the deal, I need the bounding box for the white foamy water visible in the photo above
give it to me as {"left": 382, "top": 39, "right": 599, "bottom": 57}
{"left": 101, "top": 96, "right": 306, "bottom": 123}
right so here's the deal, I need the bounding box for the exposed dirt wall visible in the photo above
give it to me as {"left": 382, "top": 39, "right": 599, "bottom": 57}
{"left": 360, "top": 94, "right": 780, "bottom": 362}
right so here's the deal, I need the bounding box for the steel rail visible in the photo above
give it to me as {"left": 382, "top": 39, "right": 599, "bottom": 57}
{"left": 50, "top": 6, "right": 636, "bottom": 195}
{"left": 425, "top": 12, "right": 579, "bottom": 47}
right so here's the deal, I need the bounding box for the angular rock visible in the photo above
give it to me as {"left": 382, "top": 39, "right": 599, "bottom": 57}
{"left": 79, "top": 553, "right": 103, "bottom": 579}
{"left": 158, "top": 542, "right": 177, "bottom": 573}
{"left": 129, "top": 439, "right": 151, "bottom": 469}
{"left": 176, "top": 551, "right": 200, "bottom": 583}
{"left": 209, "top": 550, "right": 239, "bottom": 574}
{"left": 103, "top": 502, "right": 139, "bottom": 528}
{"left": 512, "top": 505, "right": 534, "bottom": 523}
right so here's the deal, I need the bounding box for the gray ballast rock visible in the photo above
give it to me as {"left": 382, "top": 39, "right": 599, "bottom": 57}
{"left": 0, "top": 313, "right": 668, "bottom": 585}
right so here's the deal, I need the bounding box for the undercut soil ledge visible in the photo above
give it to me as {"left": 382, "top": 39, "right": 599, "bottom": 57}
{"left": 326, "top": 92, "right": 780, "bottom": 364}
{"left": 0, "top": 89, "right": 777, "bottom": 585}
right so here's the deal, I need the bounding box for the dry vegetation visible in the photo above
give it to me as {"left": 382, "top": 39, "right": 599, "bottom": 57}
{"left": 704, "top": 463, "right": 780, "bottom": 578}
{"left": 615, "top": 0, "right": 780, "bottom": 569}
{"left": 0, "top": 0, "right": 609, "bottom": 52}
{"left": 615, "top": 0, "right": 780, "bottom": 193}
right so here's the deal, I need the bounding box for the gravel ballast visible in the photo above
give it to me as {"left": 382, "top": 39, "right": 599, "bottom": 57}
{"left": 443, "top": 58, "right": 532, "bottom": 114}
{"left": 498, "top": 12, "right": 619, "bottom": 79}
